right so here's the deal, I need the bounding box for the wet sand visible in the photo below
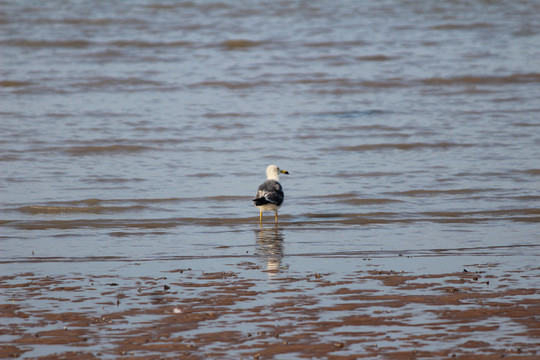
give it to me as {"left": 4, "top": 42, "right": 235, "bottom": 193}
{"left": 2, "top": 259, "right": 539, "bottom": 359}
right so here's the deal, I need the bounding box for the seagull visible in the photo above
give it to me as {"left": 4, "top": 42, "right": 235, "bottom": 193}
{"left": 253, "top": 164, "right": 289, "bottom": 223}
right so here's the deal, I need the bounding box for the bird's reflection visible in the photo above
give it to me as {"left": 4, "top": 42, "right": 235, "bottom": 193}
{"left": 255, "top": 224, "right": 285, "bottom": 273}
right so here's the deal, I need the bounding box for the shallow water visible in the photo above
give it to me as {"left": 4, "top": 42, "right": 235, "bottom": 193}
{"left": 1, "top": 0, "right": 540, "bottom": 358}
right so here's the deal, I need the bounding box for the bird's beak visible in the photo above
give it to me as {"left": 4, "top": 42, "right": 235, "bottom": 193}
{"left": 280, "top": 170, "right": 289, "bottom": 175}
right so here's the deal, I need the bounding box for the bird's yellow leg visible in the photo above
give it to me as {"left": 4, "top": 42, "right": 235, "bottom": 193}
{"left": 259, "top": 210, "right": 262, "bottom": 222}
{"left": 275, "top": 212, "right": 278, "bottom": 223}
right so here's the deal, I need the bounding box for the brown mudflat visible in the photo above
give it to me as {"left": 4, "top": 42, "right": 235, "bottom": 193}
{"left": 1, "top": 262, "right": 538, "bottom": 359}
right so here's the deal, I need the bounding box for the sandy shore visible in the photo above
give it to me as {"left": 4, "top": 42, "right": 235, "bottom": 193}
{"left": 1, "top": 260, "right": 539, "bottom": 359}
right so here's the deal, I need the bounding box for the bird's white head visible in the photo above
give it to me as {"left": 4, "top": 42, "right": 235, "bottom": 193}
{"left": 266, "top": 164, "right": 289, "bottom": 181}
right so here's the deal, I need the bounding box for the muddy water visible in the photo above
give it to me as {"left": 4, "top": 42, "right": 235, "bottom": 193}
{"left": 1, "top": 1, "right": 540, "bottom": 358}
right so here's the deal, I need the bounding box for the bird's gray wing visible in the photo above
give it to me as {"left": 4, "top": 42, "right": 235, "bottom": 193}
{"left": 252, "top": 180, "right": 284, "bottom": 206}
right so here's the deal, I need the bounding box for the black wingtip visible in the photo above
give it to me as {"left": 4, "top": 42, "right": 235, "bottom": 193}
{"left": 253, "top": 198, "right": 270, "bottom": 206}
